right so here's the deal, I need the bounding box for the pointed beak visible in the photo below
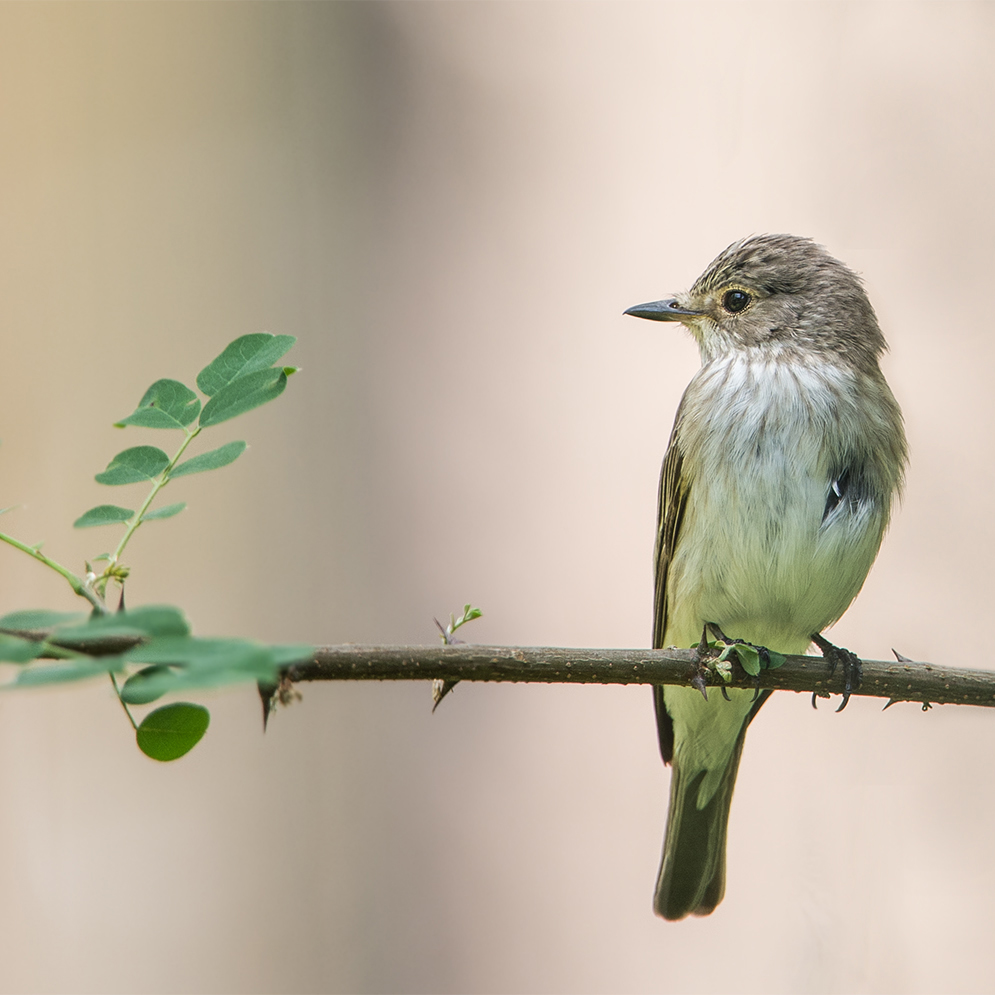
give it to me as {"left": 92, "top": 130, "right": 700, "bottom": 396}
{"left": 623, "top": 298, "right": 701, "bottom": 321}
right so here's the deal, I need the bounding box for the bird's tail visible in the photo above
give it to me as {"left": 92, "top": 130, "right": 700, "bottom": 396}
{"left": 652, "top": 724, "right": 749, "bottom": 920}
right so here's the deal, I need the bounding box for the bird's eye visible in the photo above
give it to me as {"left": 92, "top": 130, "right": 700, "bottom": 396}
{"left": 722, "top": 289, "right": 751, "bottom": 314}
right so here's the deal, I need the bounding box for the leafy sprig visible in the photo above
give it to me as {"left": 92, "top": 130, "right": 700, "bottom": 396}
{"left": 0, "top": 334, "right": 313, "bottom": 761}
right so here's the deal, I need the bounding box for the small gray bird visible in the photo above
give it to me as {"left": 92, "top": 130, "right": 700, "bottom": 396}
{"left": 625, "top": 235, "right": 907, "bottom": 921}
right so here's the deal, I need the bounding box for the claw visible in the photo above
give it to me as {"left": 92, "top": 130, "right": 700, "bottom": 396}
{"left": 811, "top": 632, "right": 862, "bottom": 712}
{"left": 685, "top": 624, "right": 712, "bottom": 700}
{"left": 811, "top": 689, "right": 831, "bottom": 709}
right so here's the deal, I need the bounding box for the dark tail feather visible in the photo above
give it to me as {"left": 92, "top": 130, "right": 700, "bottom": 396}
{"left": 653, "top": 687, "right": 772, "bottom": 919}
{"left": 653, "top": 689, "right": 770, "bottom": 920}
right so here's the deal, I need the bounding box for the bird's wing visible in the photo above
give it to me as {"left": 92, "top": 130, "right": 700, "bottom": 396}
{"left": 652, "top": 420, "right": 689, "bottom": 765}
{"left": 653, "top": 423, "right": 688, "bottom": 653}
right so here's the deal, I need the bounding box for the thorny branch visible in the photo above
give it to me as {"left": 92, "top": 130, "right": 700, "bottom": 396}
{"left": 283, "top": 643, "right": 995, "bottom": 710}
{"left": 2, "top": 630, "right": 982, "bottom": 711}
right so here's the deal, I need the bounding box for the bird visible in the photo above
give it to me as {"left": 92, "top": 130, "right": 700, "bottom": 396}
{"left": 624, "top": 234, "right": 907, "bottom": 921}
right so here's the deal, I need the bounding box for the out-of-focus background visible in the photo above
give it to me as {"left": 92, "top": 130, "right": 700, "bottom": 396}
{"left": 0, "top": 2, "right": 990, "bottom": 991}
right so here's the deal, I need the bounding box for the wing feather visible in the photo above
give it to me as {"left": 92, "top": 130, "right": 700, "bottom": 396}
{"left": 652, "top": 413, "right": 689, "bottom": 764}
{"left": 653, "top": 419, "right": 689, "bottom": 651}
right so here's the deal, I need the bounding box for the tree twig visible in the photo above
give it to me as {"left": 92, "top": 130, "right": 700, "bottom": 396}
{"left": 4, "top": 631, "right": 984, "bottom": 711}
{"left": 285, "top": 644, "right": 995, "bottom": 710}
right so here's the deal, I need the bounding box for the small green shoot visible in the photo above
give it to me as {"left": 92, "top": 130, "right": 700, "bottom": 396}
{"left": 431, "top": 604, "right": 483, "bottom": 710}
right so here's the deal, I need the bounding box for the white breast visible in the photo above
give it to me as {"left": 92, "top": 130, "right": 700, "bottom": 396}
{"left": 663, "top": 352, "right": 889, "bottom": 655}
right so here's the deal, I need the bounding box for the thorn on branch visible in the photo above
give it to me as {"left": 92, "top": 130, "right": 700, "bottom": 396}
{"left": 432, "top": 679, "right": 458, "bottom": 711}
{"left": 258, "top": 674, "right": 302, "bottom": 731}
{"left": 258, "top": 680, "right": 276, "bottom": 730}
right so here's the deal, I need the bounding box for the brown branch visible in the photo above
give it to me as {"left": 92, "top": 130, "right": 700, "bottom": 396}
{"left": 286, "top": 644, "right": 995, "bottom": 709}
{"left": 6, "top": 625, "right": 987, "bottom": 710}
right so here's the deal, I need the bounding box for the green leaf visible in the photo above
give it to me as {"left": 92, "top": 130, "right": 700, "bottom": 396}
{"left": 196, "top": 334, "right": 296, "bottom": 397}
{"left": 120, "top": 665, "right": 174, "bottom": 705}
{"left": 727, "top": 643, "right": 785, "bottom": 675}
{"left": 13, "top": 657, "right": 122, "bottom": 687}
{"left": 50, "top": 606, "right": 190, "bottom": 648}
{"left": 0, "top": 609, "right": 86, "bottom": 631}
{"left": 127, "top": 636, "right": 274, "bottom": 673}
{"left": 142, "top": 502, "right": 186, "bottom": 522}
{"left": 170, "top": 440, "right": 247, "bottom": 478}
{"left": 122, "top": 636, "right": 297, "bottom": 696}
{"left": 733, "top": 643, "right": 761, "bottom": 677}
{"left": 269, "top": 644, "right": 316, "bottom": 667}
{"left": 114, "top": 605, "right": 190, "bottom": 637}
{"left": 95, "top": 446, "right": 170, "bottom": 486}
{"left": 136, "top": 703, "right": 210, "bottom": 761}
{"left": 73, "top": 505, "right": 134, "bottom": 528}
{"left": 199, "top": 368, "right": 288, "bottom": 428}
{"left": 114, "top": 379, "right": 201, "bottom": 430}
{"left": 0, "top": 633, "right": 43, "bottom": 663}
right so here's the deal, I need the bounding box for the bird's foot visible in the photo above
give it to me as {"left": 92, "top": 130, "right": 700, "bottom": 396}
{"left": 689, "top": 627, "right": 713, "bottom": 701}
{"left": 810, "top": 632, "right": 862, "bottom": 712}
{"left": 706, "top": 623, "right": 768, "bottom": 701}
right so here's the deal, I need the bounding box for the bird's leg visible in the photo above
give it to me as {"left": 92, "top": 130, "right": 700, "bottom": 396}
{"left": 689, "top": 625, "right": 712, "bottom": 701}
{"left": 810, "top": 631, "right": 862, "bottom": 712}
{"left": 705, "top": 623, "right": 765, "bottom": 701}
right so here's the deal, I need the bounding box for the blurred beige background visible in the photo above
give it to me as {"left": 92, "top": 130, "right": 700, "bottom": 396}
{"left": 0, "top": 2, "right": 990, "bottom": 992}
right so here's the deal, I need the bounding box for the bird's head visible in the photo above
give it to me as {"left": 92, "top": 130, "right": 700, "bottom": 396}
{"left": 625, "top": 234, "right": 886, "bottom": 367}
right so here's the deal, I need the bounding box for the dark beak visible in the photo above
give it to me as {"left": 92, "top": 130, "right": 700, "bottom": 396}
{"left": 623, "top": 298, "right": 701, "bottom": 321}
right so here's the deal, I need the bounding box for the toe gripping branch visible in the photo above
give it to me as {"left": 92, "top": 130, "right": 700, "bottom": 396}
{"left": 691, "top": 623, "right": 769, "bottom": 703}
{"left": 810, "top": 632, "right": 863, "bottom": 712}
{"left": 689, "top": 626, "right": 713, "bottom": 701}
